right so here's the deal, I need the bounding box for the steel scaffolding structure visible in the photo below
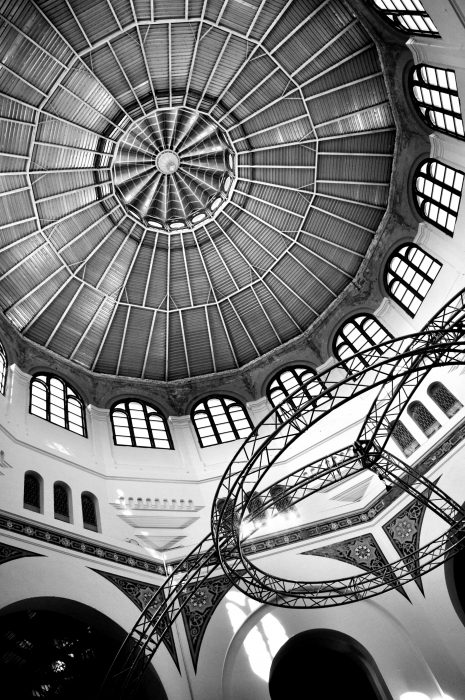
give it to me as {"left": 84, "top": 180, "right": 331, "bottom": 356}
{"left": 101, "top": 287, "right": 465, "bottom": 698}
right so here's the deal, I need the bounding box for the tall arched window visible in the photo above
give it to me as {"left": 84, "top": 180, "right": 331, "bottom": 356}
{"left": 407, "top": 401, "right": 441, "bottom": 437}
{"left": 30, "top": 374, "right": 86, "bottom": 437}
{"left": 414, "top": 159, "right": 464, "bottom": 236}
{"left": 81, "top": 492, "right": 99, "bottom": 532}
{"left": 389, "top": 421, "right": 420, "bottom": 457}
{"left": 192, "top": 396, "right": 253, "bottom": 447}
{"left": 111, "top": 400, "right": 172, "bottom": 449}
{"left": 23, "top": 471, "right": 43, "bottom": 513}
{"left": 371, "top": 0, "right": 439, "bottom": 36}
{"left": 333, "top": 315, "right": 393, "bottom": 373}
{"left": 267, "top": 367, "right": 324, "bottom": 423}
{"left": 385, "top": 244, "right": 441, "bottom": 316}
{"left": 54, "top": 481, "right": 71, "bottom": 523}
{"left": 427, "top": 382, "right": 463, "bottom": 418}
{"left": 0, "top": 339, "right": 7, "bottom": 394}
{"left": 411, "top": 66, "right": 464, "bottom": 140}
{"left": 270, "top": 484, "right": 294, "bottom": 514}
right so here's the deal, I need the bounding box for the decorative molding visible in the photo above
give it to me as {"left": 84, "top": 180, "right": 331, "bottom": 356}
{"left": 0, "top": 511, "right": 166, "bottom": 575}
{"left": 92, "top": 569, "right": 179, "bottom": 670}
{"left": 235, "top": 418, "right": 465, "bottom": 561}
{"left": 1, "top": 420, "right": 465, "bottom": 574}
{"left": 303, "top": 533, "right": 409, "bottom": 601}
{"left": 383, "top": 485, "right": 434, "bottom": 594}
{"left": 0, "top": 541, "right": 41, "bottom": 565}
{"left": 179, "top": 573, "right": 233, "bottom": 671}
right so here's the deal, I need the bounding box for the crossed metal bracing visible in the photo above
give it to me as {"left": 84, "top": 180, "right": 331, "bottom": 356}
{"left": 0, "top": 0, "right": 395, "bottom": 380}
{"left": 100, "top": 289, "right": 465, "bottom": 698}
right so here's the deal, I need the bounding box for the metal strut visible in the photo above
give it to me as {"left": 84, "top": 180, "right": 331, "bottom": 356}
{"left": 100, "top": 287, "right": 465, "bottom": 699}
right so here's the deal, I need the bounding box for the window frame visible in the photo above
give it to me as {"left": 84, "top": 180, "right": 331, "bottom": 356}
{"left": 333, "top": 314, "right": 393, "bottom": 373}
{"left": 410, "top": 65, "right": 464, "bottom": 141}
{"left": 0, "top": 340, "right": 7, "bottom": 395}
{"left": 427, "top": 381, "right": 463, "bottom": 418}
{"left": 413, "top": 158, "right": 464, "bottom": 236}
{"left": 267, "top": 366, "right": 325, "bottom": 423}
{"left": 371, "top": 0, "right": 440, "bottom": 36}
{"left": 81, "top": 491, "right": 100, "bottom": 532}
{"left": 29, "top": 373, "right": 87, "bottom": 437}
{"left": 53, "top": 481, "right": 72, "bottom": 524}
{"left": 407, "top": 400, "right": 441, "bottom": 437}
{"left": 23, "top": 471, "right": 43, "bottom": 514}
{"left": 192, "top": 395, "right": 253, "bottom": 448}
{"left": 110, "top": 399, "right": 173, "bottom": 449}
{"left": 384, "top": 243, "right": 441, "bottom": 317}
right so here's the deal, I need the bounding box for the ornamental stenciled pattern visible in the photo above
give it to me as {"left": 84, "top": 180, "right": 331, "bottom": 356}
{"left": 180, "top": 574, "right": 233, "bottom": 671}
{"left": 383, "top": 487, "right": 432, "bottom": 593}
{"left": 303, "top": 533, "right": 409, "bottom": 601}
{"left": 92, "top": 569, "right": 179, "bottom": 671}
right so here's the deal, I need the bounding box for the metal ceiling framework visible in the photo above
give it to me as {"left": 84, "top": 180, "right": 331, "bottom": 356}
{"left": 100, "top": 287, "right": 465, "bottom": 698}
{"left": 0, "top": 0, "right": 395, "bottom": 381}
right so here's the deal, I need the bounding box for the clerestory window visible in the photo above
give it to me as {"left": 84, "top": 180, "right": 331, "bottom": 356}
{"left": 389, "top": 421, "right": 420, "bottom": 457}
{"left": 192, "top": 396, "right": 253, "bottom": 447}
{"left": 111, "top": 400, "right": 172, "bottom": 449}
{"left": 427, "top": 382, "right": 463, "bottom": 418}
{"left": 30, "top": 374, "right": 86, "bottom": 437}
{"left": 23, "top": 471, "right": 43, "bottom": 513}
{"left": 411, "top": 65, "right": 464, "bottom": 140}
{"left": 407, "top": 401, "right": 441, "bottom": 437}
{"left": 333, "top": 315, "right": 393, "bottom": 373}
{"left": 414, "top": 159, "right": 464, "bottom": 236}
{"left": 54, "top": 481, "right": 71, "bottom": 523}
{"left": 371, "top": 0, "right": 439, "bottom": 36}
{"left": 267, "top": 367, "right": 324, "bottom": 424}
{"left": 385, "top": 244, "right": 441, "bottom": 316}
{"left": 81, "top": 492, "right": 99, "bottom": 532}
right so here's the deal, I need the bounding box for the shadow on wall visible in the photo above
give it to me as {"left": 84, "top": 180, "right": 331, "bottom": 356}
{"left": 268, "top": 628, "right": 393, "bottom": 700}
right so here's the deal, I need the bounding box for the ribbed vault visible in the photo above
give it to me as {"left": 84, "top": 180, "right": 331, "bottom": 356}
{"left": 0, "top": 0, "right": 395, "bottom": 380}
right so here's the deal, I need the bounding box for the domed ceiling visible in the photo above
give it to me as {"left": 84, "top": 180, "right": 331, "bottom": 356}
{"left": 0, "top": 0, "right": 395, "bottom": 381}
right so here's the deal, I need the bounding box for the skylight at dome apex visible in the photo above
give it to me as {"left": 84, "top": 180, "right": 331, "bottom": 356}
{"left": 0, "top": 0, "right": 396, "bottom": 381}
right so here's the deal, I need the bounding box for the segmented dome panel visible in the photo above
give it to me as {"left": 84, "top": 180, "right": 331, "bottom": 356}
{"left": 0, "top": 0, "right": 395, "bottom": 380}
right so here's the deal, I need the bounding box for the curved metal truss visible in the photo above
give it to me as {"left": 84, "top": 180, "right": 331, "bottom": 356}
{"left": 100, "top": 288, "right": 465, "bottom": 698}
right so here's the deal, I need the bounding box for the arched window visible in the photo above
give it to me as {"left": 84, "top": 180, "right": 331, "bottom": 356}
{"left": 246, "top": 493, "right": 266, "bottom": 523}
{"left": 270, "top": 484, "right": 294, "bottom": 514}
{"left": 23, "top": 471, "right": 43, "bottom": 513}
{"left": 0, "top": 340, "right": 7, "bottom": 394}
{"left": 385, "top": 244, "right": 441, "bottom": 316}
{"left": 427, "top": 382, "right": 463, "bottom": 418}
{"left": 411, "top": 65, "right": 464, "bottom": 140}
{"left": 407, "top": 400, "right": 441, "bottom": 437}
{"left": 389, "top": 420, "right": 420, "bottom": 457}
{"left": 30, "top": 374, "right": 86, "bottom": 437}
{"left": 267, "top": 367, "right": 324, "bottom": 422}
{"left": 414, "top": 159, "right": 464, "bottom": 236}
{"left": 111, "top": 400, "right": 172, "bottom": 449}
{"left": 333, "top": 315, "right": 393, "bottom": 373}
{"left": 54, "top": 481, "right": 71, "bottom": 523}
{"left": 81, "top": 492, "right": 99, "bottom": 532}
{"left": 371, "top": 0, "right": 439, "bottom": 36}
{"left": 192, "top": 396, "right": 253, "bottom": 447}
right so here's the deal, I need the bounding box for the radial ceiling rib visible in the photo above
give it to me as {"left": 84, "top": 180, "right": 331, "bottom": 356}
{"left": 0, "top": 0, "right": 396, "bottom": 379}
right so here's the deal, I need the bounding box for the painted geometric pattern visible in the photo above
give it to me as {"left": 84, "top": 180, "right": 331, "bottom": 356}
{"left": 383, "top": 486, "right": 433, "bottom": 594}
{"left": 0, "top": 512, "right": 165, "bottom": 575}
{"left": 180, "top": 573, "right": 233, "bottom": 671}
{"left": 303, "top": 533, "right": 409, "bottom": 600}
{"left": 92, "top": 569, "right": 179, "bottom": 670}
{"left": 0, "top": 541, "right": 41, "bottom": 565}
